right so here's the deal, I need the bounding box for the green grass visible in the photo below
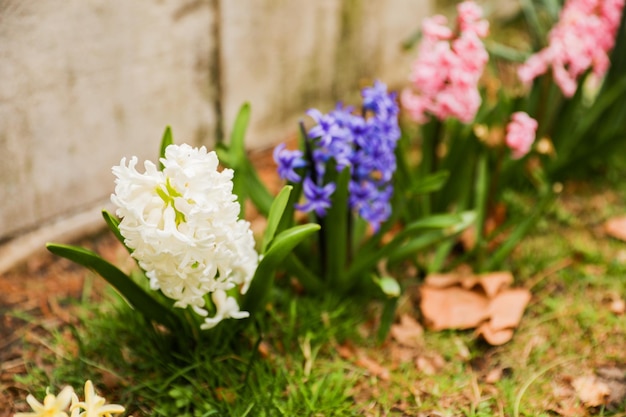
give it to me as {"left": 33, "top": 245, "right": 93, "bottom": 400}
{"left": 10, "top": 175, "right": 626, "bottom": 416}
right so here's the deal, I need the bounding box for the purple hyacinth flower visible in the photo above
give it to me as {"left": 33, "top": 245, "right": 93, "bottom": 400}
{"left": 362, "top": 80, "right": 400, "bottom": 122}
{"left": 296, "top": 177, "right": 336, "bottom": 217}
{"left": 306, "top": 109, "right": 348, "bottom": 147}
{"left": 360, "top": 199, "right": 392, "bottom": 232}
{"left": 273, "top": 142, "right": 307, "bottom": 183}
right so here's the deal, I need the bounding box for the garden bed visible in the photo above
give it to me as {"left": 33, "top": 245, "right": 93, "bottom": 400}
{"left": 2, "top": 152, "right": 625, "bottom": 415}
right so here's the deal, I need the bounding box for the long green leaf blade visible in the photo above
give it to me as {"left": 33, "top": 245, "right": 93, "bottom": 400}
{"left": 46, "top": 243, "right": 181, "bottom": 330}
{"left": 159, "top": 126, "right": 173, "bottom": 170}
{"left": 325, "top": 167, "right": 350, "bottom": 289}
{"left": 242, "top": 224, "right": 320, "bottom": 315}
{"left": 101, "top": 210, "right": 129, "bottom": 252}
{"left": 229, "top": 103, "right": 251, "bottom": 167}
{"left": 262, "top": 185, "right": 293, "bottom": 253}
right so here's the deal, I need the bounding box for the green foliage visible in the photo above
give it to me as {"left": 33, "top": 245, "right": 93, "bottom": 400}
{"left": 217, "top": 103, "right": 274, "bottom": 217}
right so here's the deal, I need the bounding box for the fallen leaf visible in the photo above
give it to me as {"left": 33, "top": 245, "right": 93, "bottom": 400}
{"left": 389, "top": 344, "right": 417, "bottom": 365}
{"left": 390, "top": 314, "right": 423, "bottom": 348}
{"left": 257, "top": 341, "right": 271, "bottom": 358}
{"left": 572, "top": 375, "right": 611, "bottom": 407}
{"left": 420, "top": 271, "right": 529, "bottom": 345}
{"left": 550, "top": 405, "right": 587, "bottom": 417}
{"left": 424, "top": 272, "right": 464, "bottom": 288}
{"left": 460, "top": 225, "right": 477, "bottom": 251}
{"left": 425, "top": 271, "right": 514, "bottom": 298}
{"left": 415, "top": 354, "right": 445, "bottom": 376}
{"left": 356, "top": 353, "right": 390, "bottom": 380}
{"left": 610, "top": 298, "right": 625, "bottom": 315}
{"left": 604, "top": 215, "right": 626, "bottom": 241}
{"left": 336, "top": 342, "right": 356, "bottom": 360}
{"left": 215, "top": 387, "right": 237, "bottom": 403}
{"left": 472, "top": 272, "right": 514, "bottom": 298}
{"left": 485, "top": 367, "right": 503, "bottom": 384}
{"left": 596, "top": 366, "right": 626, "bottom": 409}
{"left": 487, "top": 289, "right": 532, "bottom": 330}
{"left": 336, "top": 342, "right": 390, "bottom": 380}
{"left": 476, "top": 323, "right": 515, "bottom": 345}
{"left": 420, "top": 286, "right": 490, "bottom": 330}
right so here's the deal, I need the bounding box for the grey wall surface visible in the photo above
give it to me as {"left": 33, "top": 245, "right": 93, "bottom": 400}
{"left": 0, "top": 0, "right": 430, "bottom": 246}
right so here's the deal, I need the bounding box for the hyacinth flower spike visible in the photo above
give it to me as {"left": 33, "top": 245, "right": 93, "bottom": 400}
{"left": 48, "top": 117, "right": 321, "bottom": 346}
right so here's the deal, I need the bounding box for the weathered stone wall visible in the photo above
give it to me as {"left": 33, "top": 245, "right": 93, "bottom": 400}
{"left": 0, "top": 0, "right": 430, "bottom": 255}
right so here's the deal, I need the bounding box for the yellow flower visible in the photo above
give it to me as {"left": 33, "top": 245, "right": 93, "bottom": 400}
{"left": 70, "top": 381, "right": 125, "bottom": 417}
{"left": 14, "top": 386, "right": 73, "bottom": 417}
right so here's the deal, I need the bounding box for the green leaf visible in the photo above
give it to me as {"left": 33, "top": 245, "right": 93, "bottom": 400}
{"left": 242, "top": 162, "right": 275, "bottom": 217}
{"left": 219, "top": 103, "right": 274, "bottom": 217}
{"left": 485, "top": 41, "right": 529, "bottom": 63}
{"left": 283, "top": 254, "right": 324, "bottom": 293}
{"left": 159, "top": 126, "right": 173, "bottom": 170}
{"left": 373, "top": 276, "right": 401, "bottom": 298}
{"left": 324, "top": 167, "right": 350, "bottom": 288}
{"left": 242, "top": 224, "right": 320, "bottom": 315}
{"left": 520, "top": 0, "right": 548, "bottom": 49}
{"left": 46, "top": 243, "right": 182, "bottom": 330}
{"left": 411, "top": 171, "right": 450, "bottom": 195}
{"left": 377, "top": 297, "right": 398, "bottom": 344}
{"left": 261, "top": 185, "right": 293, "bottom": 253}
{"left": 229, "top": 103, "right": 251, "bottom": 168}
{"left": 101, "top": 210, "right": 130, "bottom": 252}
{"left": 473, "top": 152, "right": 489, "bottom": 268}
{"left": 215, "top": 143, "right": 233, "bottom": 167}
{"left": 483, "top": 191, "right": 555, "bottom": 271}
{"left": 400, "top": 212, "right": 474, "bottom": 236}
{"left": 386, "top": 221, "right": 471, "bottom": 265}
{"left": 350, "top": 212, "right": 476, "bottom": 279}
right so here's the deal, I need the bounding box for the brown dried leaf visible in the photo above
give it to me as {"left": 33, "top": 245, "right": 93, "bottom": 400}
{"left": 355, "top": 353, "right": 390, "bottom": 380}
{"left": 425, "top": 271, "right": 514, "bottom": 298}
{"left": 389, "top": 344, "right": 417, "bottom": 365}
{"left": 472, "top": 271, "right": 514, "bottom": 298}
{"left": 550, "top": 405, "right": 587, "bottom": 416}
{"left": 415, "top": 353, "right": 446, "bottom": 375}
{"left": 604, "top": 215, "right": 626, "bottom": 241}
{"left": 336, "top": 342, "right": 390, "bottom": 380}
{"left": 476, "top": 322, "right": 515, "bottom": 345}
{"left": 488, "top": 288, "right": 532, "bottom": 330}
{"left": 485, "top": 367, "right": 503, "bottom": 384}
{"left": 336, "top": 342, "right": 356, "bottom": 360}
{"left": 460, "top": 225, "right": 477, "bottom": 251}
{"left": 420, "top": 286, "right": 490, "bottom": 330}
{"left": 424, "top": 272, "right": 464, "bottom": 288}
{"left": 596, "top": 366, "right": 626, "bottom": 408}
{"left": 390, "top": 314, "right": 423, "bottom": 348}
{"left": 610, "top": 298, "right": 625, "bottom": 315}
{"left": 572, "top": 376, "right": 611, "bottom": 407}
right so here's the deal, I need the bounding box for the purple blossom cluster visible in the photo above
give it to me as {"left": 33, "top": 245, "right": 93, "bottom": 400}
{"left": 273, "top": 81, "right": 400, "bottom": 231}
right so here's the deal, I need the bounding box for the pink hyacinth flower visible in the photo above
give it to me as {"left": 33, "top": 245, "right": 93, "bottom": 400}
{"left": 517, "top": 0, "right": 625, "bottom": 97}
{"left": 401, "top": 1, "right": 489, "bottom": 124}
{"left": 505, "top": 112, "right": 538, "bottom": 159}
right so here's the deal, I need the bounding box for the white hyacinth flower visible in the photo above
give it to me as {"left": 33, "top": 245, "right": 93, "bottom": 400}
{"left": 15, "top": 386, "right": 73, "bottom": 417}
{"left": 69, "top": 380, "right": 124, "bottom": 417}
{"left": 111, "top": 144, "right": 258, "bottom": 329}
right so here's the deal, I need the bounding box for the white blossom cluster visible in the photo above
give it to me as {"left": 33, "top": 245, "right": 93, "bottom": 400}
{"left": 111, "top": 144, "right": 258, "bottom": 329}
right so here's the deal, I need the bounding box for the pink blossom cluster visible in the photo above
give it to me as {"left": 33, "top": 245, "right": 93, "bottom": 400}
{"left": 518, "top": 0, "right": 625, "bottom": 97}
{"left": 401, "top": 1, "right": 489, "bottom": 124}
{"left": 505, "top": 112, "right": 538, "bottom": 159}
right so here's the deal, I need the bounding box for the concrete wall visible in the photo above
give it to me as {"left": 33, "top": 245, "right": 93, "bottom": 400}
{"left": 0, "top": 0, "right": 431, "bottom": 268}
